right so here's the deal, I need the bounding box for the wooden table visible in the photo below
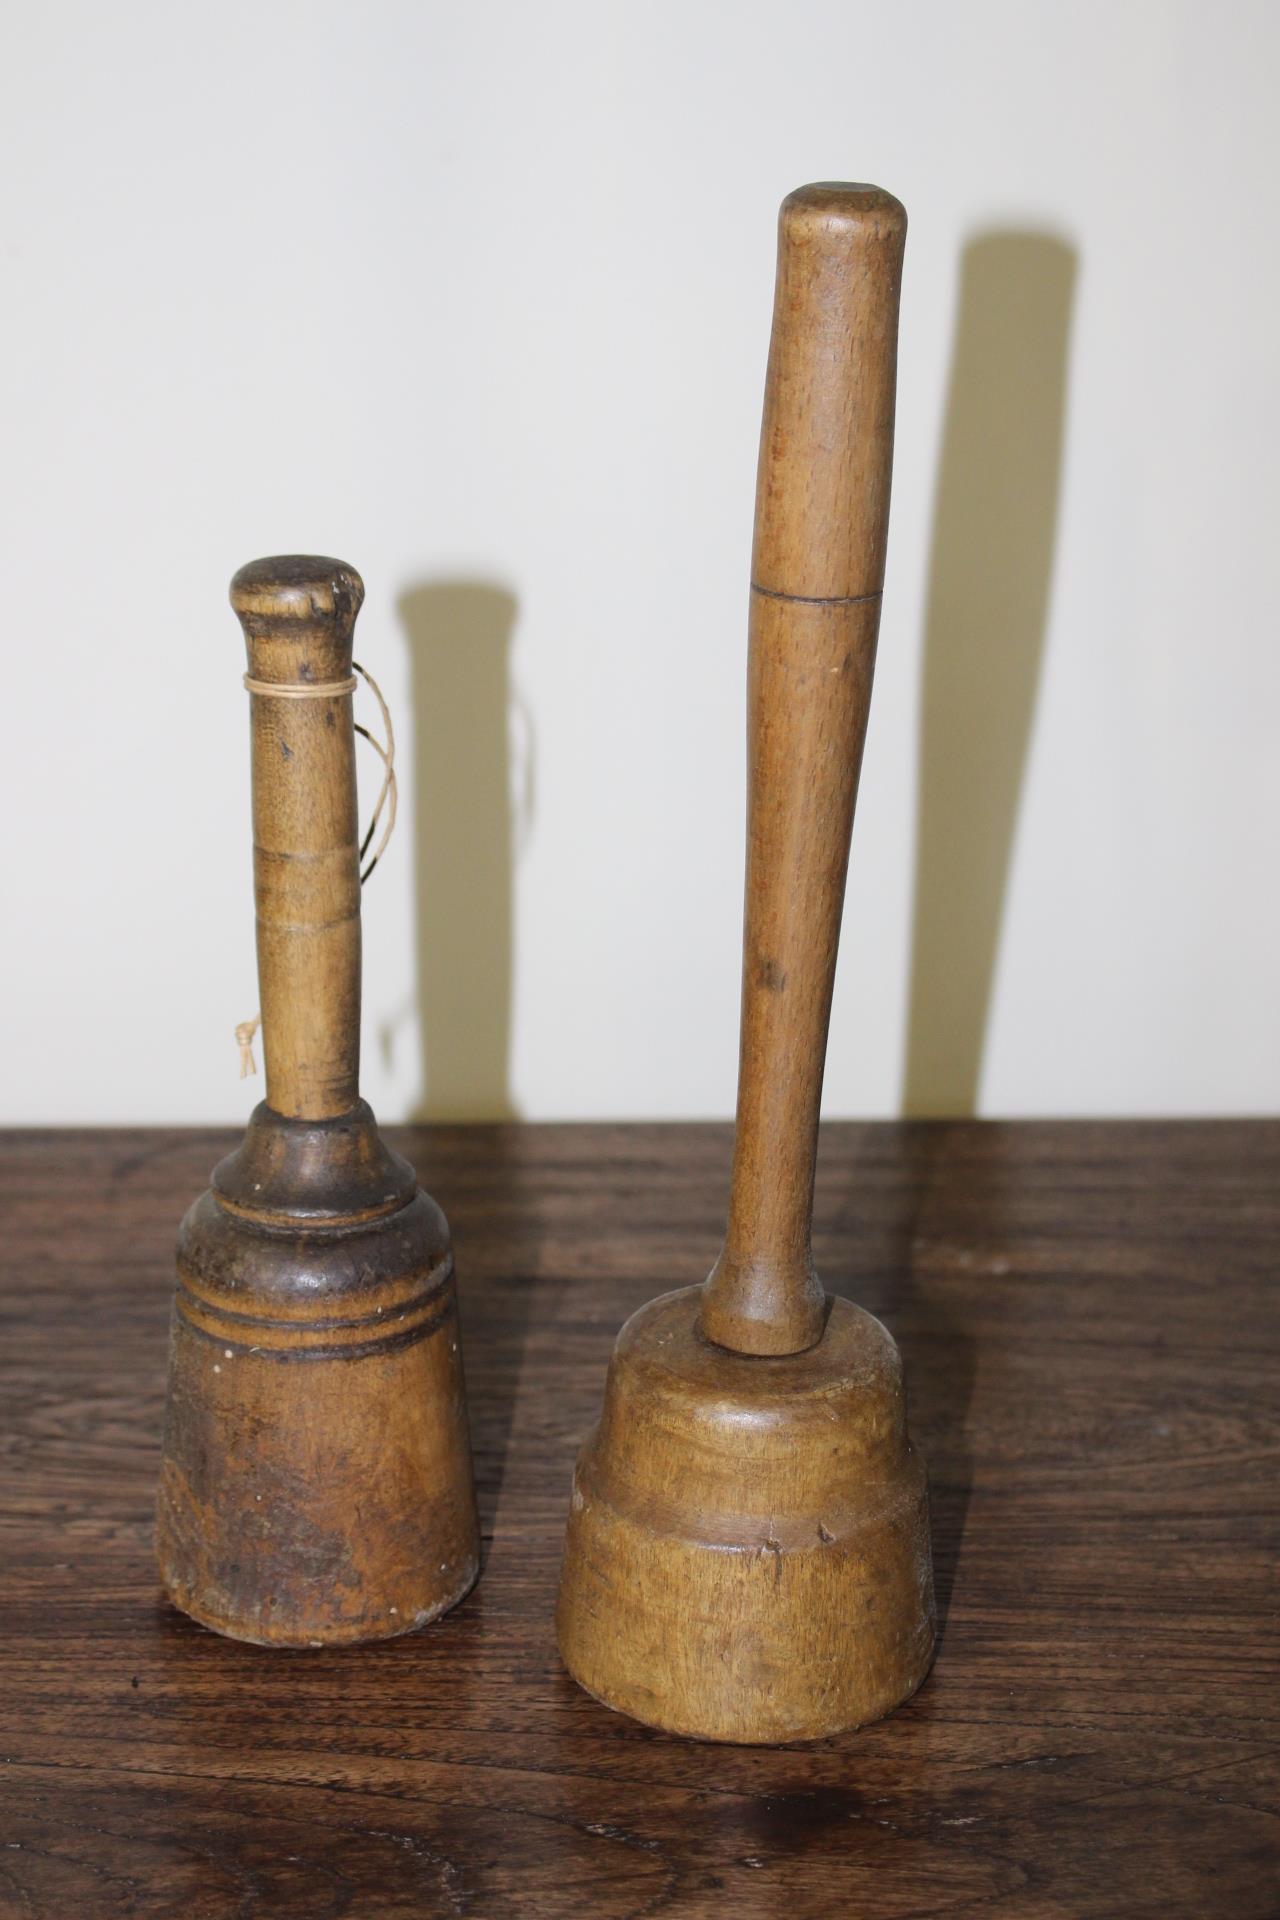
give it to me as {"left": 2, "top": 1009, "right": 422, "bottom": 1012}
{"left": 1, "top": 1122, "right": 1276, "bottom": 1917}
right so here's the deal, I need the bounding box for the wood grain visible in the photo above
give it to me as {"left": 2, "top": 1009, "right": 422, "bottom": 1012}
{"left": 557, "top": 186, "right": 927, "bottom": 1744}
{"left": 234, "top": 554, "right": 365, "bottom": 1122}
{"left": 156, "top": 557, "right": 478, "bottom": 1648}
{"left": 1, "top": 1121, "right": 1277, "bottom": 1915}
{"left": 704, "top": 183, "right": 907, "bottom": 1356}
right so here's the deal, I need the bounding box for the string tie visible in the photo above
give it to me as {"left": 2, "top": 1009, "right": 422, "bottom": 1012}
{"left": 235, "top": 1017, "right": 261, "bottom": 1079}
{"left": 234, "top": 662, "right": 397, "bottom": 1077}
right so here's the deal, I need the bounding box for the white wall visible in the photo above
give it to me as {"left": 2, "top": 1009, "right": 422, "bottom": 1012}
{"left": 4, "top": 0, "right": 1276, "bottom": 1124}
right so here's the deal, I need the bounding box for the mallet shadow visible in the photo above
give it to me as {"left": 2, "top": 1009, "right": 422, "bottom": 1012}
{"left": 819, "top": 1123, "right": 976, "bottom": 1649}
{"left": 392, "top": 579, "right": 535, "bottom": 1560}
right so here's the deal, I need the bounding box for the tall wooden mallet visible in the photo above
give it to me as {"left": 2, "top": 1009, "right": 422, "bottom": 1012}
{"left": 557, "top": 186, "right": 936, "bottom": 1741}
{"left": 156, "top": 557, "right": 480, "bottom": 1645}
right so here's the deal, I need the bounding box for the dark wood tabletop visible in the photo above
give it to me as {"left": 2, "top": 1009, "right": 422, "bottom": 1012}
{"left": 1, "top": 1121, "right": 1276, "bottom": 1917}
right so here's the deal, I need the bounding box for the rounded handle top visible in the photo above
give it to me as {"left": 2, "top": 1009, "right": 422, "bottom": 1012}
{"left": 230, "top": 555, "right": 365, "bottom": 685}
{"left": 230, "top": 555, "right": 365, "bottom": 625}
{"left": 779, "top": 181, "right": 907, "bottom": 241}
{"left": 752, "top": 182, "right": 907, "bottom": 603}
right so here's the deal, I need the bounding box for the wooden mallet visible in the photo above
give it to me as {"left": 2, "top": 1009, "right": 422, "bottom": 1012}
{"left": 156, "top": 557, "right": 480, "bottom": 1646}
{"left": 556, "top": 185, "right": 935, "bottom": 1741}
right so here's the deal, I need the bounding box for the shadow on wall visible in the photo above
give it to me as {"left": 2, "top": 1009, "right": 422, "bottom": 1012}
{"left": 902, "top": 230, "right": 1077, "bottom": 1117}
{"left": 397, "top": 580, "right": 528, "bottom": 1121}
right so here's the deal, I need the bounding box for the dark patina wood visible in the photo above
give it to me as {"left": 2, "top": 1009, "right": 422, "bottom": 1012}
{"left": 1, "top": 1121, "right": 1276, "bottom": 1915}
{"left": 155, "top": 558, "right": 479, "bottom": 1646}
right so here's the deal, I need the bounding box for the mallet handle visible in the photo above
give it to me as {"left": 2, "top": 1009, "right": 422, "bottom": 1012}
{"left": 231, "top": 557, "right": 366, "bottom": 1121}
{"left": 700, "top": 184, "right": 907, "bottom": 1355}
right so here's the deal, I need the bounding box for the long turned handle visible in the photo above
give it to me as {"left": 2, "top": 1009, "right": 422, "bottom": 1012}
{"left": 699, "top": 184, "right": 907, "bottom": 1356}
{"left": 230, "top": 555, "right": 366, "bottom": 1122}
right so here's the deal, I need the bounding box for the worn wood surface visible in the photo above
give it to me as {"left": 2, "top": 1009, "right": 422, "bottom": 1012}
{"left": 234, "top": 553, "right": 366, "bottom": 1122}
{"left": 1, "top": 1120, "right": 1277, "bottom": 1916}
{"left": 157, "top": 557, "right": 478, "bottom": 1648}
{"left": 705, "top": 184, "right": 906, "bottom": 1357}
{"left": 559, "top": 188, "right": 929, "bottom": 1744}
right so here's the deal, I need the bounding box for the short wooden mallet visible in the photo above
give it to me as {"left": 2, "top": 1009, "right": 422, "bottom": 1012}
{"left": 156, "top": 558, "right": 480, "bottom": 1646}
